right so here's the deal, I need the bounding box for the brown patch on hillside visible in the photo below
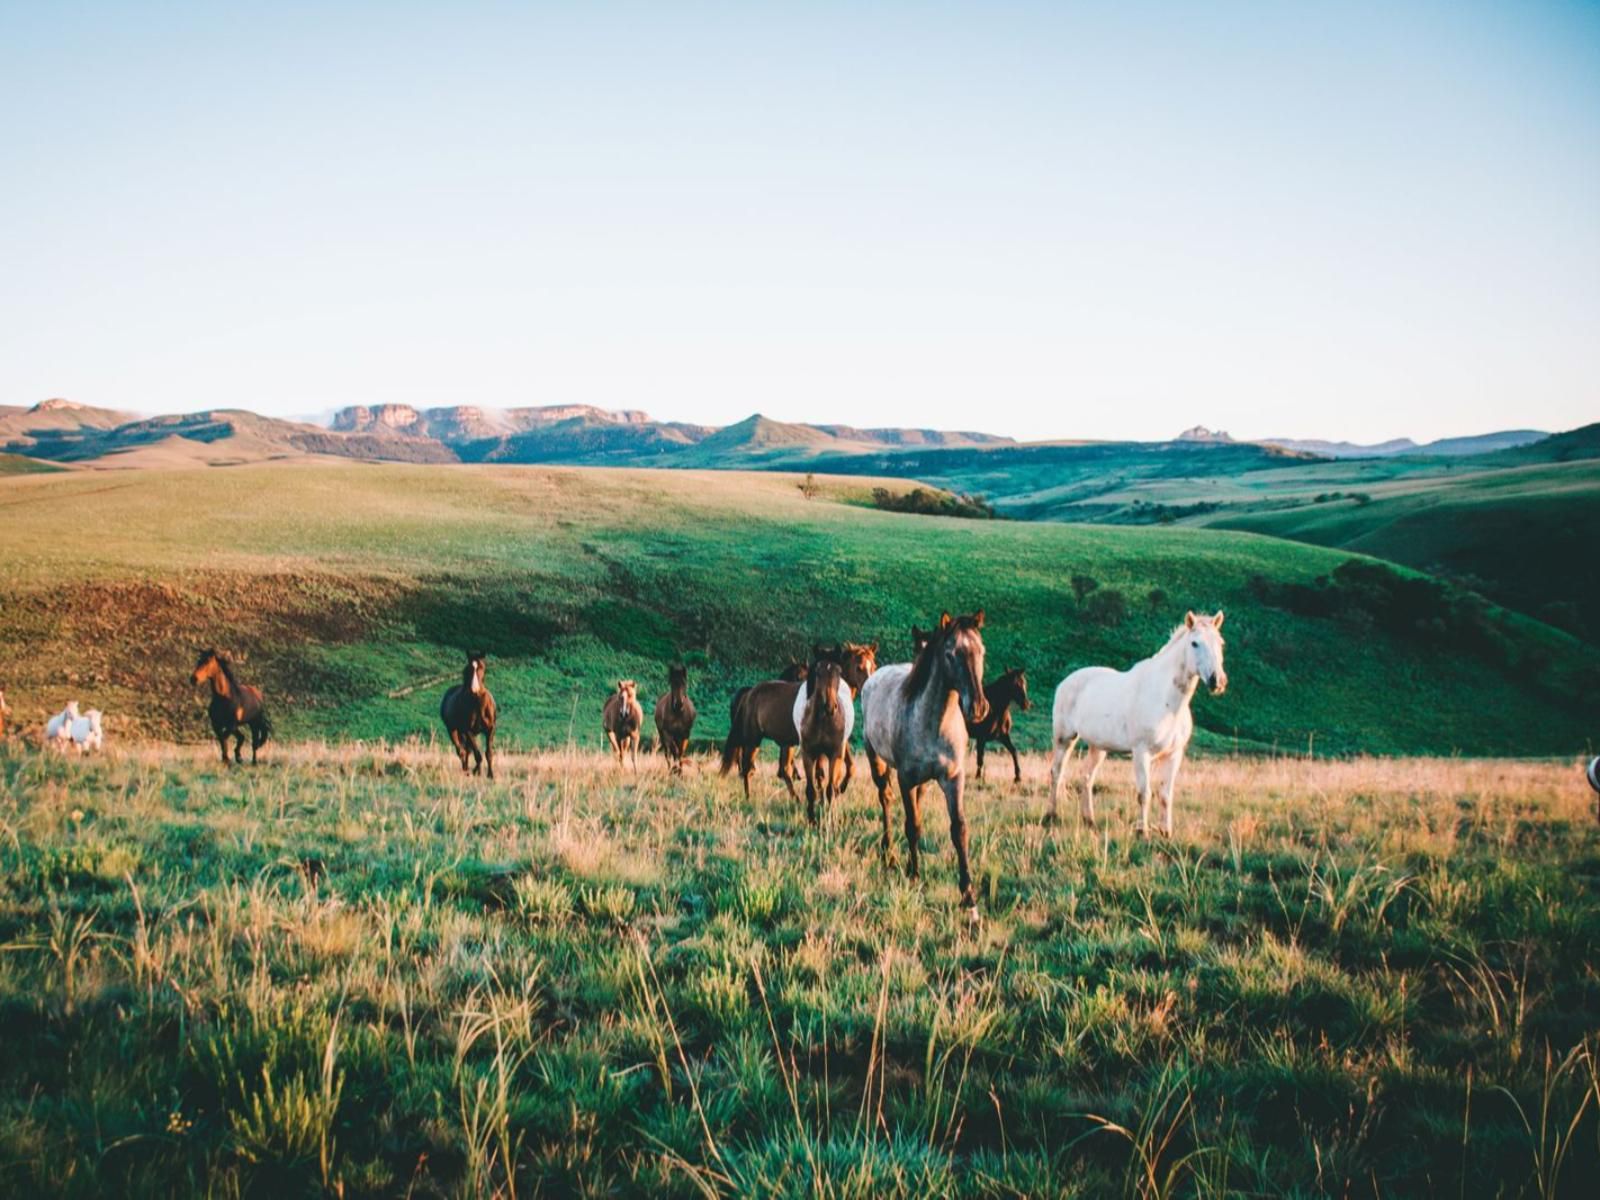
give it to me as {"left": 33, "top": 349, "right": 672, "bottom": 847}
{"left": 0, "top": 572, "right": 409, "bottom": 741}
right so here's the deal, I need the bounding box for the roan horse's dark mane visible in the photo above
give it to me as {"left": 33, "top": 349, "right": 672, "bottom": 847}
{"left": 902, "top": 614, "right": 983, "bottom": 701}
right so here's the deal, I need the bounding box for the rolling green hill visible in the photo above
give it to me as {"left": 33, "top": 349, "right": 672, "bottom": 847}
{"left": 0, "top": 463, "right": 1592, "bottom": 756}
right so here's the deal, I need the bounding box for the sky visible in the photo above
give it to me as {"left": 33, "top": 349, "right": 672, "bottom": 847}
{"left": 1, "top": 1, "right": 1596, "bottom": 444}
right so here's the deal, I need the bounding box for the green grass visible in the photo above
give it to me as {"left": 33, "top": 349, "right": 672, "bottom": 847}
{"left": 0, "top": 452, "right": 64, "bottom": 475}
{"left": 0, "top": 462, "right": 1594, "bottom": 756}
{"left": 0, "top": 744, "right": 1595, "bottom": 1197}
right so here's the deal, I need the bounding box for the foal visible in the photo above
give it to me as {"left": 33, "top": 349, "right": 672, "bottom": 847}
{"left": 192, "top": 649, "right": 273, "bottom": 766}
{"left": 653, "top": 665, "right": 696, "bottom": 773}
{"left": 603, "top": 680, "right": 643, "bottom": 769}
{"left": 969, "top": 668, "right": 1031, "bottom": 784}
{"left": 440, "top": 650, "right": 497, "bottom": 779}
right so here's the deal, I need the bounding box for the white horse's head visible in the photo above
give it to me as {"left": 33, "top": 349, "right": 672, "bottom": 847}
{"left": 65, "top": 700, "right": 80, "bottom": 718}
{"left": 1182, "top": 611, "right": 1227, "bottom": 694}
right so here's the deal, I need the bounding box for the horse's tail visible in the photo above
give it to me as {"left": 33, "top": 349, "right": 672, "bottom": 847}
{"left": 720, "top": 687, "right": 752, "bottom": 775}
{"left": 257, "top": 709, "right": 274, "bottom": 746}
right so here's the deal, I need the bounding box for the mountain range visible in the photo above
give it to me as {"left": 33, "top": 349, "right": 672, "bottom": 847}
{"left": 1, "top": 398, "right": 1557, "bottom": 472}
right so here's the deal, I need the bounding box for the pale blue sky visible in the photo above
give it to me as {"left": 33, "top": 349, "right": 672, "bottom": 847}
{"left": 2, "top": 1, "right": 1596, "bottom": 442}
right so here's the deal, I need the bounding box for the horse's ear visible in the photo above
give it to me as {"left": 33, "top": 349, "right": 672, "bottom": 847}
{"left": 1213, "top": 610, "right": 1225, "bottom": 628}
{"left": 1185, "top": 611, "right": 1196, "bottom": 629}
{"left": 939, "top": 612, "right": 953, "bottom": 630}
{"left": 972, "top": 609, "right": 985, "bottom": 629}
{"left": 868, "top": 640, "right": 878, "bottom": 654}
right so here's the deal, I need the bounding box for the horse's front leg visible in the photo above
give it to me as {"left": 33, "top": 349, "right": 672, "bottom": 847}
{"left": 462, "top": 731, "right": 481, "bottom": 775}
{"left": 483, "top": 727, "right": 495, "bottom": 781}
{"left": 232, "top": 729, "right": 245, "bottom": 764}
{"left": 839, "top": 744, "right": 853, "bottom": 794}
{"left": 803, "top": 753, "right": 819, "bottom": 826}
{"left": 940, "top": 773, "right": 978, "bottom": 920}
{"left": 1081, "top": 747, "right": 1107, "bottom": 826}
{"left": 865, "top": 743, "right": 895, "bottom": 864}
{"left": 606, "top": 730, "right": 621, "bottom": 766}
{"left": 899, "top": 779, "right": 923, "bottom": 882}
{"left": 1132, "top": 748, "right": 1153, "bottom": 836}
{"left": 974, "top": 738, "right": 987, "bottom": 780}
{"left": 1157, "top": 746, "right": 1185, "bottom": 837}
{"left": 778, "top": 745, "right": 800, "bottom": 803}
{"left": 1002, "top": 734, "right": 1023, "bottom": 785}
{"left": 1047, "top": 736, "right": 1077, "bottom": 823}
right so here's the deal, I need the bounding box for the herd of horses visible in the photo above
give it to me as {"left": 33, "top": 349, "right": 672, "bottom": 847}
{"left": 432, "top": 607, "right": 1229, "bottom": 917}
{"left": 1, "top": 613, "right": 1234, "bottom": 917}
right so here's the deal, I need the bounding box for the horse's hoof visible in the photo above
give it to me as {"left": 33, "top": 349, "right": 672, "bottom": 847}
{"left": 1042, "top": 812, "right": 1060, "bottom": 827}
{"left": 963, "top": 905, "right": 982, "bottom": 929}
{"left": 1135, "top": 826, "right": 1149, "bottom": 839}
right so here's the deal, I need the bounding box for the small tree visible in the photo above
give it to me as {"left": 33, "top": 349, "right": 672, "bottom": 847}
{"left": 798, "top": 473, "right": 820, "bottom": 500}
{"left": 1084, "top": 587, "right": 1129, "bottom": 626}
{"left": 1147, "top": 586, "right": 1168, "bottom": 611}
{"left": 1071, "top": 574, "right": 1099, "bottom": 605}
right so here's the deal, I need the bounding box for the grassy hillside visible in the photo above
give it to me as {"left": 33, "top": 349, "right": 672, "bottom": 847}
{"left": 1207, "top": 460, "right": 1600, "bottom": 638}
{"left": 0, "top": 746, "right": 1595, "bottom": 1197}
{"left": 0, "top": 452, "right": 63, "bottom": 476}
{"left": 0, "top": 463, "right": 1594, "bottom": 757}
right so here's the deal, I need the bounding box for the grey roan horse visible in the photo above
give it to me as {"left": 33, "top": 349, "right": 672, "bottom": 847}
{"left": 860, "top": 611, "right": 989, "bottom": 919}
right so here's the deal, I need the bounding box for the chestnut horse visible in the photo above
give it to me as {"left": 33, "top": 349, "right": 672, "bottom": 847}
{"left": 441, "top": 650, "right": 497, "bottom": 778}
{"left": 192, "top": 649, "right": 273, "bottom": 766}
{"left": 653, "top": 665, "right": 696, "bottom": 774}
{"left": 970, "top": 668, "right": 1031, "bottom": 784}
{"left": 861, "top": 611, "right": 988, "bottom": 919}
{"left": 603, "top": 679, "right": 643, "bottom": 769}
{"left": 720, "top": 642, "right": 877, "bottom": 800}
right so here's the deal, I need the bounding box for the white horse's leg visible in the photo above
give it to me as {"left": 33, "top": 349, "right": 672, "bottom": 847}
{"left": 1048, "top": 735, "right": 1078, "bottom": 823}
{"left": 1158, "top": 746, "right": 1184, "bottom": 836}
{"left": 1133, "top": 748, "right": 1153, "bottom": 835}
{"left": 1081, "top": 747, "right": 1107, "bottom": 825}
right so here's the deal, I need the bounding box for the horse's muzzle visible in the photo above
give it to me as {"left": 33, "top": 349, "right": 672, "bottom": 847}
{"left": 1208, "top": 673, "right": 1228, "bottom": 695}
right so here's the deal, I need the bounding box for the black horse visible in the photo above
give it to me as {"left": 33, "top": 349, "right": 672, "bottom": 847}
{"left": 441, "top": 651, "right": 497, "bottom": 779}
{"left": 969, "top": 668, "right": 1031, "bottom": 784}
{"left": 192, "top": 649, "right": 273, "bottom": 766}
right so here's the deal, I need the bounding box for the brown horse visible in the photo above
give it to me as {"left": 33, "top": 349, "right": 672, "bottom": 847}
{"left": 970, "top": 668, "right": 1031, "bottom": 784}
{"left": 861, "top": 611, "right": 989, "bottom": 919}
{"left": 721, "top": 642, "right": 879, "bottom": 800}
{"left": 192, "top": 649, "right": 273, "bottom": 766}
{"left": 603, "top": 680, "right": 643, "bottom": 769}
{"left": 441, "top": 650, "right": 497, "bottom": 778}
{"left": 799, "top": 656, "right": 848, "bottom": 825}
{"left": 653, "top": 665, "right": 696, "bottom": 774}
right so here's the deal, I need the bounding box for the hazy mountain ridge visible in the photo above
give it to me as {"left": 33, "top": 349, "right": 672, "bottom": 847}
{"left": 1262, "top": 429, "right": 1547, "bottom": 458}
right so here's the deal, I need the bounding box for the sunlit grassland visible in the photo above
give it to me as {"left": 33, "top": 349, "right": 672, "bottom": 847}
{"left": 1, "top": 462, "right": 1593, "bottom": 757}
{"left": 1, "top": 742, "right": 1596, "bottom": 1197}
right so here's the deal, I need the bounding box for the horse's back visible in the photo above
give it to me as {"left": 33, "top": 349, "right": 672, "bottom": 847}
{"left": 860, "top": 663, "right": 911, "bottom": 764}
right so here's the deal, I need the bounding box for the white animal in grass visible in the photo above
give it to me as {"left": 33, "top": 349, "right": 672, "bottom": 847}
{"left": 1048, "top": 611, "right": 1228, "bottom": 837}
{"left": 68, "top": 709, "right": 104, "bottom": 753}
{"left": 44, "top": 701, "right": 79, "bottom": 749}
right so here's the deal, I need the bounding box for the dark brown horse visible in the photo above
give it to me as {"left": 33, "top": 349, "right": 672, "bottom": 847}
{"left": 603, "top": 680, "right": 643, "bottom": 769}
{"left": 192, "top": 649, "right": 273, "bottom": 766}
{"left": 441, "top": 650, "right": 497, "bottom": 779}
{"left": 861, "top": 611, "right": 988, "bottom": 919}
{"left": 721, "top": 642, "right": 879, "bottom": 800}
{"left": 799, "top": 656, "right": 848, "bottom": 825}
{"left": 969, "top": 668, "right": 1031, "bottom": 783}
{"left": 653, "top": 666, "right": 696, "bottom": 774}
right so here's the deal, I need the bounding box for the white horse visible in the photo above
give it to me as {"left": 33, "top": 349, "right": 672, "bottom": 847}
{"left": 1048, "top": 611, "right": 1227, "bottom": 836}
{"left": 68, "top": 709, "right": 104, "bottom": 753}
{"left": 44, "top": 701, "right": 79, "bottom": 749}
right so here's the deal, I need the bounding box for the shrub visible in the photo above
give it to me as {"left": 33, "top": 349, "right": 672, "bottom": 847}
{"left": 869, "top": 486, "right": 995, "bottom": 520}
{"left": 1071, "top": 574, "right": 1099, "bottom": 605}
{"left": 1084, "top": 587, "right": 1128, "bottom": 625}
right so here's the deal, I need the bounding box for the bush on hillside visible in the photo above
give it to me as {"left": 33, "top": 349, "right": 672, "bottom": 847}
{"left": 1084, "top": 587, "right": 1129, "bottom": 626}
{"left": 870, "top": 487, "right": 996, "bottom": 519}
{"left": 1070, "top": 574, "right": 1099, "bottom": 604}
